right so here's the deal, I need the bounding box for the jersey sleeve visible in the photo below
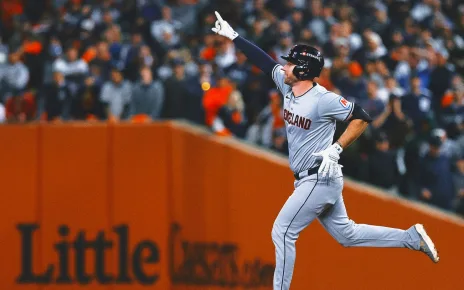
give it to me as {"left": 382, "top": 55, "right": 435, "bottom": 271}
{"left": 318, "top": 92, "right": 354, "bottom": 122}
{"left": 271, "top": 64, "right": 291, "bottom": 96}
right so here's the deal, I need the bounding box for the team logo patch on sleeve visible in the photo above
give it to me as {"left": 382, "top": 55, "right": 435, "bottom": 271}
{"left": 339, "top": 97, "right": 349, "bottom": 108}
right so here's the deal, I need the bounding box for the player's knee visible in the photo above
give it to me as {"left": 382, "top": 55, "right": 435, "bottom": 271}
{"left": 271, "top": 223, "right": 286, "bottom": 243}
{"left": 271, "top": 224, "right": 281, "bottom": 241}
{"left": 339, "top": 239, "right": 352, "bottom": 247}
{"left": 336, "top": 221, "right": 358, "bottom": 247}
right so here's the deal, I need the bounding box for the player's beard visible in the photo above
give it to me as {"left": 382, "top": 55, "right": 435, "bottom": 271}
{"left": 284, "top": 74, "right": 299, "bottom": 86}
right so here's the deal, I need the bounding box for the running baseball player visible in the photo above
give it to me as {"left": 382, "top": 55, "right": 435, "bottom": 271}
{"left": 211, "top": 12, "right": 439, "bottom": 290}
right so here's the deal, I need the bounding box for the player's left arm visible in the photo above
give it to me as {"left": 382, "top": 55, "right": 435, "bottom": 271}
{"left": 317, "top": 93, "right": 372, "bottom": 149}
{"left": 335, "top": 105, "right": 372, "bottom": 149}
{"left": 313, "top": 93, "right": 372, "bottom": 177}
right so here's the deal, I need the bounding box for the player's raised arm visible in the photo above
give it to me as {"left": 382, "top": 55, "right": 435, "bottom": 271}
{"left": 211, "top": 11, "right": 277, "bottom": 75}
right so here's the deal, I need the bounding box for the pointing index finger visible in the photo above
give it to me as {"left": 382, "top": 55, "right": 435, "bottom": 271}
{"left": 215, "top": 11, "right": 224, "bottom": 22}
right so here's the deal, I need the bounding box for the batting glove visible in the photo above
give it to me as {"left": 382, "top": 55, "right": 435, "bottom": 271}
{"left": 312, "top": 143, "right": 343, "bottom": 179}
{"left": 211, "top": 11, "right": 239, "bottom": 40}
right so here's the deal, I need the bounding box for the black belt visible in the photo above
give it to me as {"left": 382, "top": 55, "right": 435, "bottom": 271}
{"left": 294, "top": 166, "right": 320, "bottom": 180}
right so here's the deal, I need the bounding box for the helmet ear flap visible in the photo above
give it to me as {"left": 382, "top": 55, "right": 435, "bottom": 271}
{"left": 293, "top": 64, "right": 314, "bottom": 80}
{"left": 292, "top": 66, "right": 305, "bottom": 80}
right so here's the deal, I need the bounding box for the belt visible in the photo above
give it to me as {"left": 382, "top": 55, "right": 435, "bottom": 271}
{"left": 294, "top": 166, "right": 320, "bottom": 180}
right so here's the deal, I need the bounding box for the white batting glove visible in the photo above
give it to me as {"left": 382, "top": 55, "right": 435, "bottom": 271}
{"left": 211, "top": 11, "right": 239, "bottom": 40}
{"left": 312, "top": 143, "right": 343, "bottom": 178}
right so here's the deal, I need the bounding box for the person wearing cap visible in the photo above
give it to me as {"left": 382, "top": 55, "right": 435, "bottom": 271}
{"left": 429, "top": 49, "right": 454, "bottom": 114}
{"left": 183, "top": 59, "right": 210, "bottom": 126}
{"left": 419, "top": 128, "right": 461, "bottom": 163}
{"left": 40, "top": 71, "right": 72, "bottom": 121}
{"left": 419, "top": 135, "right": 456, "bottom": 210}
{"left": 401, "top": 75, "right": 433, "bottom": 134}
{"left": 366, "top": 131, "right": 399, "bottom": 189}
{"left": 161, "top": 58, "right": 189, "bottom": 119}
{"left": 223, "top": 50, "right": 252, "bottom": 91}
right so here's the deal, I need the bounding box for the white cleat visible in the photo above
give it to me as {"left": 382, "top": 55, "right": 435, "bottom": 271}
{"left": 414, "top": 224, "right": 439, "bottom": 263}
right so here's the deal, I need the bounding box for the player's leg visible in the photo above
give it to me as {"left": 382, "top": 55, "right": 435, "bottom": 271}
{"left": 272, "top": 176, "right": 340, "bottom": 290}
{"left": 317, "top": 194, "right": 420, "bottom": 249}
{"left": 317, "top": 194, "right": 440, "bottom": 262}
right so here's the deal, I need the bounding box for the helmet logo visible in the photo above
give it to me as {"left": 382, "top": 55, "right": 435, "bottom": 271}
{"left": 307, "top": 53, "right": 321, "bottom": 61}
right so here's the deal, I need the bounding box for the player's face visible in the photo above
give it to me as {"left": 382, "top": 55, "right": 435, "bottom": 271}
{"left": 282, "top": 62, "right": 299, "bottom": 85}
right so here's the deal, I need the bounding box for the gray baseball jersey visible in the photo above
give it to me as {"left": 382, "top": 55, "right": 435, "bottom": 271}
{"left": 271, "top": 64, "right": 354, "bottom": 174}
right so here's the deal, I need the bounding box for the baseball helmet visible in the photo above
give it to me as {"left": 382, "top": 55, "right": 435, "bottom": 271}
{"left": 281, "top": 45, "right": 324, "bottom": 80}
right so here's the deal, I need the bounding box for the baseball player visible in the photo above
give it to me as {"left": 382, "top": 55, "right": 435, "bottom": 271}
{"left": 211, "top": 12, "right": 439, "bottom": 290}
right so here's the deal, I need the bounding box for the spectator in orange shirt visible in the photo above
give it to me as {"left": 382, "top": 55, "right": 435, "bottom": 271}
{"left": 203, "top": 74, "right": 232, "bottom": 122}
{"left": 217, "top": 80, "right": 247, "bottom": 138}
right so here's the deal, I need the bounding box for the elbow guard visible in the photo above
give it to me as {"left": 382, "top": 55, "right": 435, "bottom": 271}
{"left": 351, "top": 103, "right": 372, "bottom": 123}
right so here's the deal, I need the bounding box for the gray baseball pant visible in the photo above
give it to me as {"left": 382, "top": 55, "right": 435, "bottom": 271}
{"left": 271, "top": 170, "right": 421, "bottom": 290}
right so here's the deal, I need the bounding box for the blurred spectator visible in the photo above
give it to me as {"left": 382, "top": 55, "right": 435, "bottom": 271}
{"left": 271, "top": 31, "right": 294, "bottom": 66}
{"left": 352, "top": 30, "right": 388, "bottom": 67}
{"left": 184, "top": 59, "right": 209, "bottom": 125}
{"left": 419, "top": 135, "right": 456, "bottom": 210}
{"left": 401, "top": 75, "right": 434, "bottom": 134}
{"left": 71, "top": 75, "right": 105, "bottom": 121}
{"left": 5, "top": 90, "right": 36, "bottom": 123}
{"left": 150, "top": 6, "right": 182, "bottom": 49}
{"left": 383, "top": 94, "right": 409, "bottom": 150}
{"left": 100, "top": 67, "right": 132, "bottom": 121}
{"left": 420, "top": 128, "right": 461, "bottom": 164}
{"left": 0, "top": 49, "right": 29, "bottom": 102}
{"left": 377, "top": 75, "right": 405, "bottom": 104}
{"left": 335, "top": 61, "right": 367, "bottom": 101}
{"left": 241, "top": 74, "right": 270, "bottom": 125}
{"left": 440, "top": 75, "right": 464, "bottom": 126}
{"left": 40, "top": 71, "right": 72, "bottom": 121}
{"left": 429, "top": 50, "right": 454, "bottom": 116}
{"left": 246, "top": 89, "right": 279, "bottom": 148}
{"left": 306, "top": 0, "right": 331, "bottom": 44}
{"left": 161, "top": 58, "right": 189, "bottom": 119}
{"left": 122, "top": 32, "right": 145, "bottom": 82}
{"left": 361, "top": 81, "right": 386, "bottom": 126}
{"left": 368, "top": 2, "right": 390, "bottom": 37}
{"left": 129, "top": 66, "right": 164, "bottom": 121}
{"left": 224, "top": 50, "right": 252, "bottom": 91}
{"left": 366, "top": 132, "right": 399, "bottom": 190}
{"left": 203, "top": 73, "right": 234, "bottom": 136}
{"left": 52, "top": 46, "right": 88, "bottom": 97}
{"left": 214, "top": 40, "right": 237, "bottom": 69}
{"left": 217, "top": 83, "right": 248, "bottom": 138}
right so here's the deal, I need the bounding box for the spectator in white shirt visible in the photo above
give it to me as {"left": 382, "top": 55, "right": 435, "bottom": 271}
{"left": 150, "top": 6, "right": 182, "bottom": 47}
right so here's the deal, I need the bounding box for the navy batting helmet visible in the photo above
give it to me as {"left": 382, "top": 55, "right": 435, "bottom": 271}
{"left": 281, "top": 45, "right": 324, "bottom": 80}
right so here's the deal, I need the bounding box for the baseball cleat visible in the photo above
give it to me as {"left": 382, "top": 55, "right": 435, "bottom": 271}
{"left": 414, "top": 224, "right": 439, "bottom": 263}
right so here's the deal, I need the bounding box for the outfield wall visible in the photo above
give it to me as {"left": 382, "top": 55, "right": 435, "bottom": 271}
{"left": 0, "top": 121, "right": 462, "bottom": 290}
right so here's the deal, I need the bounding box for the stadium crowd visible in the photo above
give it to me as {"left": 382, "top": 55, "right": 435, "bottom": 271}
{"left": 0, "top": 0, "right": 463, "bottom": 217}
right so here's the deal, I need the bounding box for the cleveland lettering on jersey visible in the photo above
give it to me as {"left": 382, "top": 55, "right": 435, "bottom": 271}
{"left": 283, "top": 109, "right": 311, "bottom": 130}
